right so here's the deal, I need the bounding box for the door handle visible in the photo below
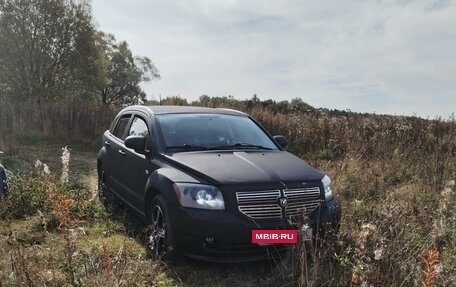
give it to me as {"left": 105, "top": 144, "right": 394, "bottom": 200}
{"left": 104, "top": 141, "right": 111, "bottom": 146}
{"left": 118, "top": 149, "right": 126, "bottom": 155}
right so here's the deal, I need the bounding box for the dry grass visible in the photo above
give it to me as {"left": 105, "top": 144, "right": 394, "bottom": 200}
{"left": 0, "top": 101, "right": 117, "bottom": 150}
{"left": 0, "top": 102, "right": 455, "bottom": 286}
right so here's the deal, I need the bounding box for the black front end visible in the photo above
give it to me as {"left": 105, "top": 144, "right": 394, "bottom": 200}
{"left": 169, "top": 182, "right": 342, "bottom": 262}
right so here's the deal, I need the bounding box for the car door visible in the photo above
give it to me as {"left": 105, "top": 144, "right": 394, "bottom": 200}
{"left": 106, "top": 113, "right": 132, "bottom": 198}
{"left": 119, "top": 113, "right": 156, "bottom": 215}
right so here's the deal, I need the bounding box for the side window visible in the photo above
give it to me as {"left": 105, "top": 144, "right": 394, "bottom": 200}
{"left": 128, "top": 116, "right": 149, "bottom": 137}
{"left": 113, "top": 115, "right": 131, "bottom": 140}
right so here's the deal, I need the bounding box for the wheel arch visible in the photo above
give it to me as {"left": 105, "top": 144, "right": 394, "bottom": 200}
{"left": 145, "top": 186, "right": 160, "bottom": 221}
{"left": 97, "top": 146, "right": 107, "bottom": 177}
{"left": 144, "top": 170, "right": 179, "bottom": 222}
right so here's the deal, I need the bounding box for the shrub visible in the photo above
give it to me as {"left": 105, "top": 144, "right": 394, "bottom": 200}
{"left": 2, "top": 175, "right": 55, "bottom": 218}
{"left": 1, "top": 174, "right": 93, "bottom": 226}
{"left": 319, "top": 149, "right": 333, "bottom": 160}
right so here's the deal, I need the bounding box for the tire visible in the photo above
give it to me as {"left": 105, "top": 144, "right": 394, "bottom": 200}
{"left": 146, "top": 195, "right": 176, "bottom": 261}
{"left": 98, "top": 170, "right": 106, "bottom": 197}
{"left": 98, "top": 166, "right": 114, "bottom": 207}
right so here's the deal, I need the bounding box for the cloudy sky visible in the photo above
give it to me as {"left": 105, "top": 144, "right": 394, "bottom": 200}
{"left": 92, "top": 0, "right": 456, "bottom": 118}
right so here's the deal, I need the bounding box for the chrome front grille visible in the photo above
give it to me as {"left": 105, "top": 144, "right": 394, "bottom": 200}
{"left": 236, "top": 187, "right": 322, "bottom": 220}
{"left": 284, "top": 187, "right": 321, "bottom": 217}
{"left": 236, "top": 190, "right": 282, "bottom": 219}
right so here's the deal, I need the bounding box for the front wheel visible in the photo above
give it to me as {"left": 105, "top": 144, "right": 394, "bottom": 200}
{"left": 146, "top": 195, "right": 175, "bottom": 261}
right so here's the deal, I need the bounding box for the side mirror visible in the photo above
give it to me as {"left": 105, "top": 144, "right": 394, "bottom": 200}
{"left": 273, "top": 135, "right": 288, "bottom": 148}
{"left": 125, "top": 135, "right": 149, "bottom": 155}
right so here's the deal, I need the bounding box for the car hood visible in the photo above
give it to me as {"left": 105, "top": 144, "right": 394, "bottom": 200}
{"left": 163, "top": 150, "right": 324, "bottom": 185}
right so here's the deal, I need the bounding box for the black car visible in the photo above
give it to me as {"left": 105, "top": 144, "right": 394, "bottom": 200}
{"left": 98, "top": 105, "right": 341, "bottom": 262}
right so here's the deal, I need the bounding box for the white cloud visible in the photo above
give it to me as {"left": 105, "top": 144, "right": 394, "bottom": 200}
{"left": 92, "top": 0, "right": 456, "bottom": 118}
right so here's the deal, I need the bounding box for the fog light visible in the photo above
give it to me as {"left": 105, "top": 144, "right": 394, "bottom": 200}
{"left": 203, "top": 236, "right": 216, "bottom": 248}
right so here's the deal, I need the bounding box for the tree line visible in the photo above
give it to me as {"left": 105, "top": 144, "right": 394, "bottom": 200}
{"left": 151, "top": 95, "right": 317, "bottom": 115}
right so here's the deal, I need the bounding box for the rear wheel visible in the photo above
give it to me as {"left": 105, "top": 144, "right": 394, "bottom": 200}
{"left": 98, "top": 170, "right": 106, "bottom": 198}
{"left": 146, "top": 195, "right": 175, "bottom": 261}
{"left": 98, "top": 165, "right": 114, "bottom": 206}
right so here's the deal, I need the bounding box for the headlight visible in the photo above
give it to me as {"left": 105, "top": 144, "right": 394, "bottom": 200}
{"left": 322, "top": 175, "right": 334, "bottom": 201}
{"left": 173, "top": 183, "right": 225, "bottom": 210}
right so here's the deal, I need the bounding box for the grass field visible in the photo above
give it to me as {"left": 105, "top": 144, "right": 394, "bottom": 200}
{"left": 1, "top": 105, "right": 456, "bottom": 286}
{"left": 0, "top": 143, "right": 309, "bottom": 286}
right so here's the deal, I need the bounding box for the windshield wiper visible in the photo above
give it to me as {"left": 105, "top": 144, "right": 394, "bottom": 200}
{"left": 218, "top": 143, "right": 274, "bottom": 150}
{"left": 166, "top": 144, "right": 210, "bottom": 151}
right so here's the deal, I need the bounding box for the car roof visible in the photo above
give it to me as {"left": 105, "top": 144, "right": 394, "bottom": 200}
{"left": 125, "top": 105, "right": 248, "bottom": 116}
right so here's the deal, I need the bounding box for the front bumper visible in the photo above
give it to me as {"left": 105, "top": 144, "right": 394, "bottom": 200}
{"left": 170, "top": 196, "right": 341, "bottom": 262}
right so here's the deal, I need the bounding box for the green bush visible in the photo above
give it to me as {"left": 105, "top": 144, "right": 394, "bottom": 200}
{"left": 2, "top": 175, "right": 54, "bottom": 218}
{"left": 1, "top": 174, "right": 94, "bottom": 221}
{"left": 319, "top": 148, "right": 334, "bottom": 160}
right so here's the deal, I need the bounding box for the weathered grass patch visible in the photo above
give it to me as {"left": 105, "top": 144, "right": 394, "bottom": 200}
{"left": 1, "top": 104, "right": 455, "bottom": 286}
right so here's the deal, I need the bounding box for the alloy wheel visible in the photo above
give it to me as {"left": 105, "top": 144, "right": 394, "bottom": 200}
{"left": 148, "top": 205, "right": 167, "bottom": 258}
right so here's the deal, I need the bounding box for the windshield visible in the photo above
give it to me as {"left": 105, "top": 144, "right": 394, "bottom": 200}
{"left": 157, "top": 114, "right": 278, "bottom": 151}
